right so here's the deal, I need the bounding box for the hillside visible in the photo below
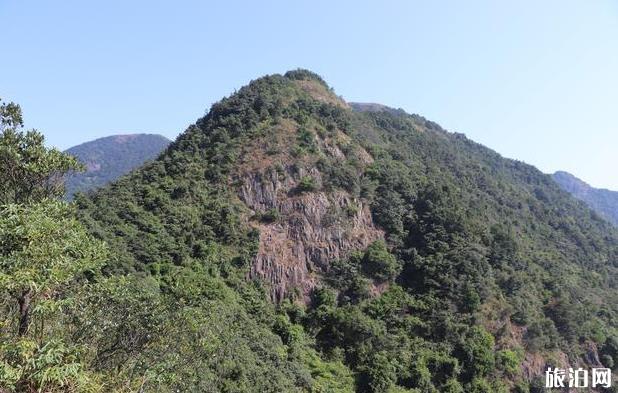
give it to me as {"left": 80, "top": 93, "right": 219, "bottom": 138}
{"left": 553, "top": 170, "right": 618, "bottom": 226}
{"left": 64, "top": 133, "right": 170, "bottom": 198}
{"left": 74, "top": 70, "right": 618, "bottom": 392}
{"left": 349, "top": 102, "right": 407, "bottom": 116}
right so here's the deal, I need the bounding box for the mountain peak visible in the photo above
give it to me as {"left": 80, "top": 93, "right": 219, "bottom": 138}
{"left": 285, "top": 69, "right": 348, "bottom": 108}
{"left": 75, "top": 71, "right": 618, "bottom": 390}
{"left": 65, "top": 133, "right": 170, "bottom": 198}
{"left": 284, "top": 68, "right": 329, "bottom": 86}
{"left": 349, "top": 102, "right": 407, "bottom": 116}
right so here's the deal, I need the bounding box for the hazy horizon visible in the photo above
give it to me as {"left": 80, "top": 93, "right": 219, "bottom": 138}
{"left": 2, "top": 1, "right": 616, "bottom": 189}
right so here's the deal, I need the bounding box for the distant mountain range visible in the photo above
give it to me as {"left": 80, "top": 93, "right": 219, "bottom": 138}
{"left": 552, "top": 171, "right": 618, "bottom": 226}
{"left": 64, "top": 134, "right": 170, "bottom": 198}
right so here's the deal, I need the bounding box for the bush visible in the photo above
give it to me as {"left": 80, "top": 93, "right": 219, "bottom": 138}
{"left": 297, "top": 127, "right": 316, "bottom": 152}
{"left": 496, "top": 348, "right": 523, "bottom": 375}
{"left": 255, "top": 208, "right": 280, "bottom": 223}
{"left": 361, "top": 241, "right": 402, "bottom": 281}
{"left": 284, "top": 69, "right": 328, "bottom": 86}
{"left": 298, "top": 176, "right": 318, "bottom": 193}
{"left": 458, "top": 327, "right": 496, "bottom": 379}
{"left": 467, "top": 377, "right": 492, "bottom": 393}
{"left": 363, "top": 352, "right": 396, "bottom": 393}
{"left": 442, "top": 378, "right": 465, "bottom": 393}
{"left": 602, "top": 354, "right": 614, "bottom": 369}
{"left": 312, "top": 287, "right": 337, "bottom": 308}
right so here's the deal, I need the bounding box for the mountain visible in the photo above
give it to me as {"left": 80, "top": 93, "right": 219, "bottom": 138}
{"left": 74, "top": 70, "right": 618, "bottom": 392}
{"left": 64, "top": 133, "right": 170, "bottom": 198}
{"left": 553, "top": 170, "right": 618, "bottom": 226}
{"left": 349, "top": 102, "right": 407, "bottom": 116}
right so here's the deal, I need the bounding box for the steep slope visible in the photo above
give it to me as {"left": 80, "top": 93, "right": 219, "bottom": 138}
{"left": 76, "top": 70, "right": 618, "bottom": 392}
{"left": 64, "top": 133, "right": 170, "bottom": 198}
{"left": 553, "top": 170, "right": 618, "bottom": 226}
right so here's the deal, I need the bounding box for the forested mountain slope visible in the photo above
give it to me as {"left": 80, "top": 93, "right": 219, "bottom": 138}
{"left": 64, "top": 133, "right": 170, "bottom": 198}
{"left": 75, "top": 70, "right": 618, "bottom": 392}
{"left": 553, "top": 170, "right": 618, "bottom": 227}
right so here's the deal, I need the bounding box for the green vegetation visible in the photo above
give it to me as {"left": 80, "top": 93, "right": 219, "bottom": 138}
{"left": 254, "top": 207, "right": 281, "bottom": 223}
{"left": 0, "top": 201, "right": 107, "bottom": 392}
{"left": 2, "top": 68, "right": 618, "bottom": 392}
{"left": 0, "top": 103, "right": 105, "bottom": 391}
{"left": 359, "top": 240, "right": 402, "bottom": 281}
{"left": 64, "top": 134, "right": 170, "bottom": 199}
{"left": 298, "top": 176, "right": 319, "bottom": 193}
{"left": 1, "top": 98, "right": 82, "bottom": 204}
{"left": 553, "top": 170, "right": 618, "bottom": 226}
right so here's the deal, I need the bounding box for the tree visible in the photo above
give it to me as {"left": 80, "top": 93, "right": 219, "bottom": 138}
{"left": 0, "top": 97, "right": 23, "bottom": 131}
{"left": 0, "top": 99, "right": 95, "bottom": 336}
{"left": 0, "top": 99, "right": 108, "bottom": 391}
{"left": 458, "top": 327, "right": 496, "bottom": 380}
{"left": 0, "top": 201, "right": 107, "bottom": 336}
{"left": 364, "top": 352, "right": 396, "bottom": 393}
{"left": 0, "top": 97, "right": 82, "bottom": 204}
{"left": 0, "top": 201, "right": 107, "bottom": 391}
{"left": 361, "top": 240, "right": 402, "bottom": 281}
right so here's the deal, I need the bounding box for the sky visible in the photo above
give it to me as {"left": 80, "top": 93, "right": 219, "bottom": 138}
{"left": 1, "top": 1, "right": 617, "bottom": 189}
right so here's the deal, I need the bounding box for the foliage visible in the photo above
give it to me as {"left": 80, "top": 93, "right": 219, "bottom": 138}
{"left": 284, "top": 69, "right": 330, "bottom": 87}
{"left": 14, "top": 70, "right": 617, "bottom": 391}
{"left": 0, "top": 200, "right": 106, "bottom": 336}
{"left": 0, "top": 102, "right": 82, "bottom": 204}
{"left": 359, "top": 240, "right": 401, "bottom": 281}
{"left": 298, "top": 176, "right": 319, "bottom": 193}
{"left": 0, "top": 202, "right": 107, "bottom": 391}
{"left": 0, "top": 133, "right": 81, "bottom": 204}
{"left": 254, "top": 208, "right": 280, "bottom": 223}
{"left": 553, "top": 170, "right": 618, "bottom": 226}
{"left": 0, "top": 338, "right": 102, "bottom": 393}
{"left": 496, "top": 348, "right": 524, "bottom": 375}
{"left": 64, "top": 134, "right": 170, "bottom": 199}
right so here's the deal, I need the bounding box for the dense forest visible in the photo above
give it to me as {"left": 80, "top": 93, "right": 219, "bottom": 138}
{"left": 1, "top": 71, "right": 618, "bottom": 392}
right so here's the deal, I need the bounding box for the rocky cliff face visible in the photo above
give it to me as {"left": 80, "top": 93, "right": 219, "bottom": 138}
{"left": 221, "top": 80, "right": 387, "bottom": 302}
{"left": 239, "top": 167, "right": 382, "bottom": 301}
{"left": 236, "top": 144, "right": 383, "bottom": 302}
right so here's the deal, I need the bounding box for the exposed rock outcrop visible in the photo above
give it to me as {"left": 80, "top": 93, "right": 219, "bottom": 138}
{"left": 238, "top": 166, "right": 383, "bottom": 301}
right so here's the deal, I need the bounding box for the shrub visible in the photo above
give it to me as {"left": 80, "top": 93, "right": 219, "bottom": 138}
{"left": 298, "top": 176, "right": 318, "bottom": 193}
{"left": 496, "top": 348, "right": 523, "bottom": 375}
{"left": 361, "top": 241, "right": 402, "bottom": 281}
{"left": 297, "top": 127, "right": 316, "bottom": 152}
{"left": 257, "top": 208, "right": 280, "bottom": 223}
{"left": 284, "top": 69, "right": 328, "bottom": 86}
{"left": 458, "top": 327, "right": 496, "bottom": 379}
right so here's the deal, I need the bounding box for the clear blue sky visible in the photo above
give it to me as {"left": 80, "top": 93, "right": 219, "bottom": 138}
{"left": 2, "top": 1, "right": 617, "bottom": 189}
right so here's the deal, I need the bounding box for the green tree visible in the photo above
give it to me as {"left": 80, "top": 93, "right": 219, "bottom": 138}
{"left": 361, "top": 240, "right": 402, "bottom": 281}
{"left": 0, "top": 98, "right": 82, "bottom": 204}
{"left": 0, "top": 99, "right": 107, "bottom": 392}
{"left": 0, "top": 201, "right": 107, "bottom": 391}
{"left": 458, "top": 327, "right": 496, "bottom": 380}
{"left": 363, "top": 352, "right": 396, "bottom": 393}
{"left": 0, "top": 201, "right": 106, "bottom": 336}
